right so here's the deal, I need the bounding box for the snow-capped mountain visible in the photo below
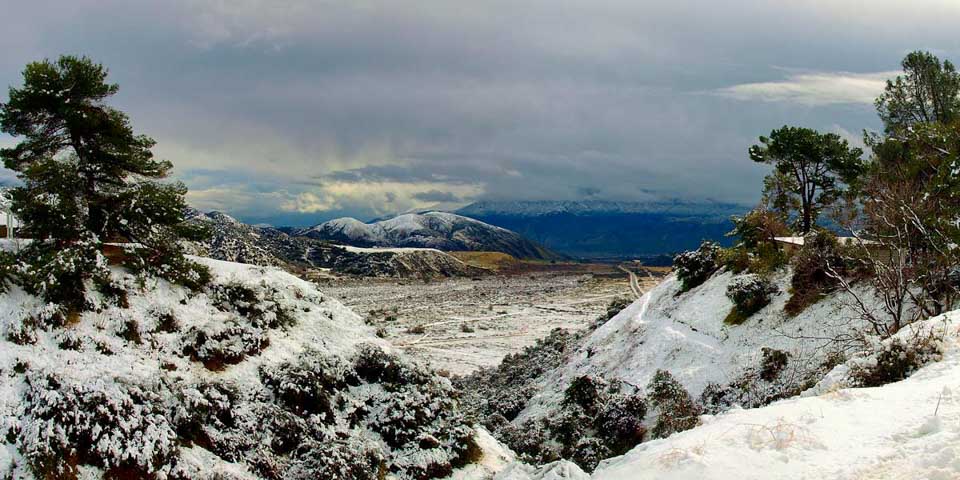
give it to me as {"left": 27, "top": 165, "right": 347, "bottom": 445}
{"left": 455, "top": 200, "right": 749, "bottom": 261}
{"left": 294, "top": 211, "right": 559, "bottom": 260}
{"left": 186, "top": 209, "right": 481, "bottom": 278}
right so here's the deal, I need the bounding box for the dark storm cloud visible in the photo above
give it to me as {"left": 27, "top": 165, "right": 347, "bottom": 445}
{"left": 1, "top": 0, "right": 958, "bottom": 224}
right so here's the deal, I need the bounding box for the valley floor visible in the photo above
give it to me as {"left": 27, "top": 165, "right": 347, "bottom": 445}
{"left": 322, "top": 264, "right": 663, "bottom": 375}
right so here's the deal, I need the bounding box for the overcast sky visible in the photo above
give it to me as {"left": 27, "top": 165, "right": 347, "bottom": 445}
{"left": 2, "top": 0, "right": 959, "bottom": 225}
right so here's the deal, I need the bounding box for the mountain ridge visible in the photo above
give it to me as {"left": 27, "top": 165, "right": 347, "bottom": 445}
{"left": 294, "top": 211, "right": 561, "bottom": 260}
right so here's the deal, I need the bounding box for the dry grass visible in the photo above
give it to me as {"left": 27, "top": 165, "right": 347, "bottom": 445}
{"left": 449, "top": 251, "right": 520, "bottom": 271}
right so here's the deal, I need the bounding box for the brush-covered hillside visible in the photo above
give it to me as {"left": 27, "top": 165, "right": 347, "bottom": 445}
{"left": 0, "top": 254, "right": 485, "bottom": 479}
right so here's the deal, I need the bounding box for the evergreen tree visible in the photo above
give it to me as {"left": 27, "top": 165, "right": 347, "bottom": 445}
{"left": 0, "top": 55, "right": 209, "bottom": 311}
{"left": 749, "top": 126, "right": 864, "bottom": 234}
{"left": 875, "top": 51, "right": 960, "bottom": 133}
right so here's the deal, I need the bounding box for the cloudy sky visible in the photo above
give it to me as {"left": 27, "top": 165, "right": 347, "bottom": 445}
{"left": 1, "top": 0, "right": 959, "bottom": 225}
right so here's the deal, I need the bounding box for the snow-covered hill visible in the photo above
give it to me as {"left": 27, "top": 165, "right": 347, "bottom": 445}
{"left": 518, "top": 269, "right": 868, "bottom": 423}
{"left": 493, "top": 313, "right": 960, "bottom": 480}
{"left": 590, "top": 314, "right": 960, "bottom": 480}
{"left": 187, "top": 209, "right": 482, "bottom": 278}
{"left": 295, "top": 212, "right": 559, "bottom": 260}
{"left": 0, "top": 257, "right": 478, "bottom": 479}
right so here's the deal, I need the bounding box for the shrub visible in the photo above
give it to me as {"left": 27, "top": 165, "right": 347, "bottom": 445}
{"left": 209, "top": 281, "right": 296, "bottom": 330}
{"left": 849, "top": 335, "right": 943, "bottom": 387}
{"left": 719, "top": 247, "right": 751, "bottom": 274}
{"left": 595, "top": 297, "right": 632, "bottom": 327}
{"left": 19, "top": 371, "right": 178, "bottom": 478}
{"left": 785, "top": 232, "right": 844, "bottom": 316}
{"left": 260, "top": 350, "right": 354, "bottom": 420}
{"left": 597, "top": 392, "right": 647, "bottom": 455}
{"left": 562, "top": 375, "right": 607, "bottom": 415}
{"left": 647, "top": 370, "right": 701, "bottom": 439}
{"left": 494, "top": 420, "right": 559, "bottom": 465}
{"left": 725, "top": 274, "right": 777, "bottom": 324}
{"left": 674, "top": 241, "right": 720, "bottom": 292}
{"left": 759, "top": 347, "right": 790, "bottom": 382}
{"left": 183, "top": 320, "right": 270, "bottom": 370}
{"left": 0, "top": 251, "right": 17, "bottom": 293}
{"left": 286, "top": 437, "right": 386, "bottom": 480}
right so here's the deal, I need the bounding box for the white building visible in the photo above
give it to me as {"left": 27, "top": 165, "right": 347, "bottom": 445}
{"left": 0, "top": 195, "right": 17, "bottom": 239}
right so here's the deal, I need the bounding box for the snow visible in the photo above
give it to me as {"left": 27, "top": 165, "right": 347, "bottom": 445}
{"left": 0, "top": 256, "right": 382, "bottom": 478}
{"left": 448, "top": 428, "right": 517, "bottom": 480}
{"left": 591, "top": 313, "right": 960, "bottom": 480}
{"left": 494, "top": 461, "right": 589, "bottom": 480}
{"left": 337, "top": 244, "right": 446, "bottom": 254}
{"left": 519, "top": 269, "right": 872, "bottom": 422}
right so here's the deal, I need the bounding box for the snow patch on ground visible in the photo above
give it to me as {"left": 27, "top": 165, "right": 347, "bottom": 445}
{"left": 591, "top": 313, "right": 960, "bottom": 480}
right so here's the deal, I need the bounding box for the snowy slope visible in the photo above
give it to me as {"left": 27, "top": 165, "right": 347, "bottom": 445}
{"left": 296, "top": 212, "right": 559, "bottom": 260}
{"left": 519, "top": 269, "right": 870, "bottom": 422}
{"left": 0, "top": 257, "right": 476, "bottom": 479}
{"left": 592, "top": 314, "right": 960, "bottom": 480}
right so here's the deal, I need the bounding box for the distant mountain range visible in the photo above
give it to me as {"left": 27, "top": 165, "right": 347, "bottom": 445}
{"left": 291, "top": 211, "right": 561, "bottom": 260}
{"left": 455, "top": 200, "right": 750, "bottom": 262}
{"left": 186, "top": 209, "right": 482, "bottom": 278}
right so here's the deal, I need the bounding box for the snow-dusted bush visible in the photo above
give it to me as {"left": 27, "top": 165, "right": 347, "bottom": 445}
{"left": 494, "top": 420, "right": 559, "bottom": 465}
{"left": 183, "top": 319, "right": 270, "bottom": 370}
{"left": 260, "top": 350, "right": 353, "bottom": 420}
{"left": 674, "top": 241, "right": 721, "bottom": 292}
{"left": 725, "top": 274, "right": 777, "bottom": 324}
{"left": 210, "top": 281, "right": 297, "bottom": 330}
{"left": 786, "top": 232, "right": 844, "bottom": 316}
{"left": 285, "top": 437, "right": 385, "bottom": 480}
{"left": 18, "top": 370, "right": 179, "bottom": 478}
{"left": 647, "top": 370, "right": 701, "bottom": 439}
{"left": 848, "top": 335, "right": 943, "bottom": 387}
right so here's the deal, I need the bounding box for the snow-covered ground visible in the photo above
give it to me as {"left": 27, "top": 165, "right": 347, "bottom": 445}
{"left": 323, "top": 270, "right": 657, "bottom": 375}
{"left": 591, "top": 314, "right": 960, "bottom": 480}
{"left": 519, "top": 269, "right": 870, "bottom": 421}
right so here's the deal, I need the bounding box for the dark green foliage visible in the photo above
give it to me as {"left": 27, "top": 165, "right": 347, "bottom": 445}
{"left": 849, "top": 335, "right": 943, "bottom": 387}
{"left": 749, "top": 126, "right": 864, "bottom": 233}
{"left": 673, "top": 241, "right": 720, "bottom": 292}
{"left": 210, "top": 281, "right": 296, "bottom": 330}
{"left": 562, "top": 375, "right": 607, "bottom": 415}
{"left": 183, "top": 320, "right": 270, "bottom": 370}
{"left": 785, "top": 232, "right": 844, "bottom": 316}
{"left": 0, "top": 251, "right": 15, "bottom": 293}
{"left": 759, "top": 347, "right": 790, "bottom": 382}
{"left": 0, "top": 55, "right": 209, "bottom": 308}
{"left": 260, "top": 351, "right": 353, "bottom": 420}
{"left": 719, "top": 247, "right": 750, "bottom": 274}
{"left": 725, "top": 274, "right": 777, "bottom": 324}
{"left": 876, "top": 51, "right": 960, "bottom": 133}
{"left": 647, "top": 370, "right": 701, "bottom": 439}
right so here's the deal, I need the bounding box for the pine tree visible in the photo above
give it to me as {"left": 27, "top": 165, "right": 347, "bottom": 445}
{"left": 0, "top": 55, "right": 209, "bottom": 311}
{"left": 749, "top": 126, "right": 864, "bottom": 234}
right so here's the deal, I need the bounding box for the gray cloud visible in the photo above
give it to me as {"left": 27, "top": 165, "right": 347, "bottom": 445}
{"left": 1, "top": 0, "right": 955, "bottom": 224}
{"left": 412, "top": 190, "right": 462, "bottom": 203}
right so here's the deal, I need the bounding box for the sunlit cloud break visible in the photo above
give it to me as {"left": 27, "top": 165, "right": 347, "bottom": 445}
{"left": 716, "top": 71, "right": 900, "bottom": 106}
